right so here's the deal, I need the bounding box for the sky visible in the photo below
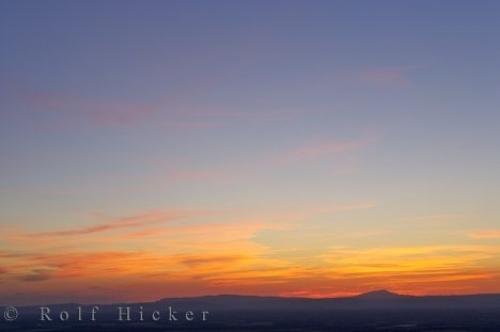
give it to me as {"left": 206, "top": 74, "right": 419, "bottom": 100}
{"left": 1, "top": 0, "right": 500, "bottom": 305}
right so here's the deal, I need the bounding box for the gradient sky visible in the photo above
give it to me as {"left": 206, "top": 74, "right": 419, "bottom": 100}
{"left": 1, "top": 0, "right": 500, "bottom": 305}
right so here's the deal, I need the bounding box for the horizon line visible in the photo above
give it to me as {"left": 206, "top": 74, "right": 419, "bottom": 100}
{"left": 8, "top": 289, "right": 500, "bottom": 307}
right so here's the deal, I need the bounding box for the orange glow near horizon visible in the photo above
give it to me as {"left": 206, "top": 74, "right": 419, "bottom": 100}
{"left": 2, "top": 207, "right": 500, "bottom": 305}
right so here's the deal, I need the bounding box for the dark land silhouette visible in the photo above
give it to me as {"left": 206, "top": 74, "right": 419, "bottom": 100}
{"left": 3, "top": 290, "right": 500, "bottom": 331}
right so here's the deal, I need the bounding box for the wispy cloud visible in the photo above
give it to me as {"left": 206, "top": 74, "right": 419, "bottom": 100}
{"left": 26, "top": 210, "right": 189, "bottom": 238}
{"left": 468, "top": 230, "right": 500, "bottom": 239}
{"left": 8, "top": 83, "right": 159, "bottom": 128}
{"left": 178, "top": 254, "right": 249, "bottom": 267}
{"left": 87, "top": 102, "right": 157, "bottom": 126}
{"left": 17, "top": 269, "right": 53, "bottom": 282}
{"left": 2, "top": 242, "right": 500, "bottom": 303}
{"left": 8, "top": 82, "right": 297, "bottom": 130}
{"left": 286, "top": 137, "right": 373, "bottom": 161}
{"left": 356, "top": 66, "right": 418, "bottom": 87}
{"left": 166, "top": 169, "right": 228, "bottom": 183}
{"left": 275, "top": 134, "right": 376, "bottom": 165}
{"left": 323, "top": 245, "right": 499, "bottom": 276}
{"left": 0, "top": 251, "right": 30, "bottom": 259}
{"left": 163, "top": 136, "right": 375, "bottom": 184}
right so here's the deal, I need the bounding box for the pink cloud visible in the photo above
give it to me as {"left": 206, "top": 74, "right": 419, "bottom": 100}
{"left": 10, "top": 84, "right": 158, "bottom": 128}
{"left": 280, "top": 135, "right": 376, "bottom": 163}
{"left": 291, "top": 139, "right": 369, "bottom": 159}
{"left": 141, "top": 134, "right": 377, "bottom": 187}
{"left": 10, "top": 83, "right": 297, "bottom": 130}
{"left": 24, "top": 91, "right": 69, "bottom": 109}
{"left": 162, "top": 167, "right": 241, "bottom": 184}
{"left": 88, "top": 102, "right": 158, "bottom": 126}
{"left": 357, "top": 66, "right": 417, "bottom": 87}
{"left": 26, "top": 210, "right": 188, "bottom": 238}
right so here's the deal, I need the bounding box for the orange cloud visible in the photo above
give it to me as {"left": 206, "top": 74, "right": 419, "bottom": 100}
{"left": 17, "top": 269, "right": 53, "bottom": 282}
{"left": 177, "top": 254, "right": 249, "bottom": 267}
{"left": 3, "top": 204, "right": 500, "bottom": 304}
{"left": 2, "top": 242, "right": 500, "bottom": 304}
{"left": 322, "top": 245, "right": 500, "bottom": 280}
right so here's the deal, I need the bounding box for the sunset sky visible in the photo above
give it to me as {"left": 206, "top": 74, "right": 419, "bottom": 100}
{"left": 1, "top": 0, "right": 500, "bottom": 305}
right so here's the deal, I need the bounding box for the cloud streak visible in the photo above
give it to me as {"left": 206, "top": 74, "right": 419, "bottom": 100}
{"left": 7, "top": 82, "right": 298, "bottom": 130}
{"left": 468, "top": 230, "right": 500, "bottom": 239}
{"left": 2, "top": 242, "right": 500, "bottom": 304}
{"left": 285, "top": 137, "right": 374, "bottom": 161}
{"left": 178, "top": 254, "right": 250, "bottom": 267}
{"left": 27, "top": 210, "right": 189, "bottom": 238}
{"left": 356, "top": 66, "right": 418, "bottom": 87}
{"left": 17, "top": 269, "right": 53, "bottom": 282}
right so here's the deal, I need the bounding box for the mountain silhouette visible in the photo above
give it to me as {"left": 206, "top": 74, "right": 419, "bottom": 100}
{"left": 145, "top": 291, "right": 500, "bottom": 311}
{"left": 8, "top": 291, "right": 500, "bottom": 312}
{"left": 5, "top": 292, "right": 500, "bottom": 331}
